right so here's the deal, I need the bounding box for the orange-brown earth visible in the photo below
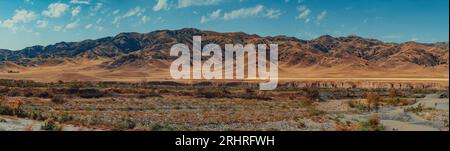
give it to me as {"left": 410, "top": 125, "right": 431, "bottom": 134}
{"left": 0, "top": 28, "right": 448, "bottom": 84}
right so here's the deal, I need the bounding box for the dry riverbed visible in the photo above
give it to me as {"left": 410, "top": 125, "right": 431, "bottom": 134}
{"left": 331, "top": 94, "right": 449, "bottom": 131}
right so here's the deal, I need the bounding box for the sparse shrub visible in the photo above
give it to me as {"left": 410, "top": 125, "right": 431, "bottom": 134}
{"left": 335, "top": 120, "right": 356, "bottom": 131}
{"left": 347, "top": 101, "right": 368, "bottom": 111}
{"left": 38, "top": 92, "right": 53, "bottom": 98}
{"left": 303, "top": 88, "right": 321, "bottom": 101}
{"left": 245, "top": 88, "right": 255, "bottom": 94}
{"left": 444, "top": 119, "right": 449, "bottom": 128}
{"left": 79, "top": 88, "right": 104, "bottom": 98}
{"left": 439, "top": 91, "right": 449, "bottom": 99}
{"left": 51, "top": 96, "right": 66, "bottom": 104}
{"left": 388, "top": 89, "right": 401, "bottom": 98}
{"left": 337, "top": 114, "right": 385, "bottom": 131}
{"left": 57, "top": 114, "right": 73, "bottom": 123}
{"left": 404, "top": 103, "right": 435, "bottom": 114}
{"left": 112, "top": 119, "right": 136, "bottom": 130}
{"left": 159, "top": 89, "right": 170, "bottom": 93}
{"left": 8, "top": 89, "right": 21, "bottom": 97}
{"left": 24, "top": 90, "right": 34, "bottom": 97}
{"left": 299, "top": 99, "right": 315, "bottom": 107}
{"left": 137, "top": 91, "right": 161, "bottom": 99}
{"left": 41, "top": 118, "right": 63, "bottom": 131}
{"left": 195, "top": 88, "right": 231, "bottom": 99}
{"left": 0, "top": 87, "right": 10, "bottom": 94}
{"left": 305, "top": 107, "right": 325, "bottom": 117}
{"left": 366, "top": 93, "right": 381, "bottom": 112}
{"left": 240, "top": 88, "right": 271, "bottom": 100}
{"left": 147, "top": 123, "right": 177, "bottom": 131}
{"left": 358, "top": 114, "right": 385, "bottom": 131}
{"left": 0, "top": 100, "right": 25, "bottom": 117}
{"left": 29, "top": 111, "right": 46, "bottom": 121}
{"left": 382, "top": 98, "right": 416, "bottom": 106}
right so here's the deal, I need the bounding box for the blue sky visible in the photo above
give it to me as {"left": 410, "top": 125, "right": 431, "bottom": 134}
{"left": 0, "top": 0, "right": 448, "bottom": 50}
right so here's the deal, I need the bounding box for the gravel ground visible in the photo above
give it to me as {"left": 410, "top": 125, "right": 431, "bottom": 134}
{"left": 0, "top": 116, "right": 96, "bottom": 131}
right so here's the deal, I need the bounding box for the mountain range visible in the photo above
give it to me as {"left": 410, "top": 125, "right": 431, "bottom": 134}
{"left": 0, "top": 28, "right": 448, "bottom": 82}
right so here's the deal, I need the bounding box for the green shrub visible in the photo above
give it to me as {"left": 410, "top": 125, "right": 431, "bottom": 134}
{"left": 357, "top": 114, "right": 385, "bottom": 131}
{"left": 0, "top": 105, "right": 25, "bottom": 117}
{"left": 347, "top": 101, "right": 368, "bottom": 111}
{"left": 404, "top": 103, "right": 435, "bottom": 114}
{"left": 57, "top": 114, "right": 73, "bottom": 123}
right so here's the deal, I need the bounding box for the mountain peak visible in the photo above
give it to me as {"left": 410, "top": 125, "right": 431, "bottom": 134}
{"left": 0, "top": 28, "right": 447, "bottom": 69}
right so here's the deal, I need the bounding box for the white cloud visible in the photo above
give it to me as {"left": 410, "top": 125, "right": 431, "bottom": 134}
{"left": 65, "top": 19, "right": 79, "bottom": 30}
{"left": 24, "top": 0, "right": 34, "bottom": 5}
{"left": 223, "top": 5, "right": 264, "bottom": 20}
{"left": 1, "top": 9, "right": 37, "bottom": 31}
{"left": 153, "top": 0, "right": 169, "bottom": 11}
{"left": 70, "top": 0, "right": 90, "bottom": 5}
{"left": 96, "top": 18, "right": 102, "bottom": 24}
{"left": 95, "top": 26, "right": 104, "bottom": 32}
{"left": 84, "top": 23, "right": 103, "bottom": 32}
{"left": 112, "top": 6, "right": 146, "bottom": 27}
{"left": 200, "top": 5, "right": 281, "bottom": 23}
{"left": 265, "top": 8, "right": 282, "bottom": 19}
{"left": 36, "top": 20, "right": 48, "bottom": 28}
{"left": 299, "top": 11, "right": 310, "bottom": 18}
{"left": 153, "top": 16, "right": 164, "bottom": 24}
{"left": 296, "top": 5, "right": 311, "bottom": 23}
{"left": 153, "top": 0, "right": 221, "bottom": 11}
{"left": 112, "top": 16, "right": 121, "bottom": 25}
{"left": 72, "top": 6, "right": 81, "bottom": 17}
{"left": 10, "top": 9, "right": 37, "bottom": 22}
{"left": 123, "top": 6, "right": 145, "bottom": 18}
{"left": 42, "top": 3, "right": 69, "bottom": 18}
{"left": 296, "top": 5, "right": 310, "bottom": 19}
{"left": 89, "top": 3, "right": 103, "bottom": 16}
{"left": 112, "top": 9, "right": 120, "bottom": 15}
{"left": 85, "top": 24, "right": 93, "bottom": 29}
{"left": 411, "top": 38, "right": 419, "bottom": 42}
{"left": 141, "top": 16, "right": 150, "bottom": 24}
{"left": 1, "top": 20, "right": 16, "bottom": 31}
{"left": 305, "top": 18, "right": 310, "bottom": 23}
{"left": 178, "top": 0, "right": 221, "bottom": 8}
{"left": 92, "top": 3, "right": 103, "bottom": 12}
{"left": 200, "top": 9, "right": 221, "bottom": 23}
{"left": 316, "top": 10, "right": 327, "bottom": 21}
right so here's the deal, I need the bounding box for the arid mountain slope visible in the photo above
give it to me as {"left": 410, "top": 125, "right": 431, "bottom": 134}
{"left": 0, "top": 28, "right": 448, "bottom": 82}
